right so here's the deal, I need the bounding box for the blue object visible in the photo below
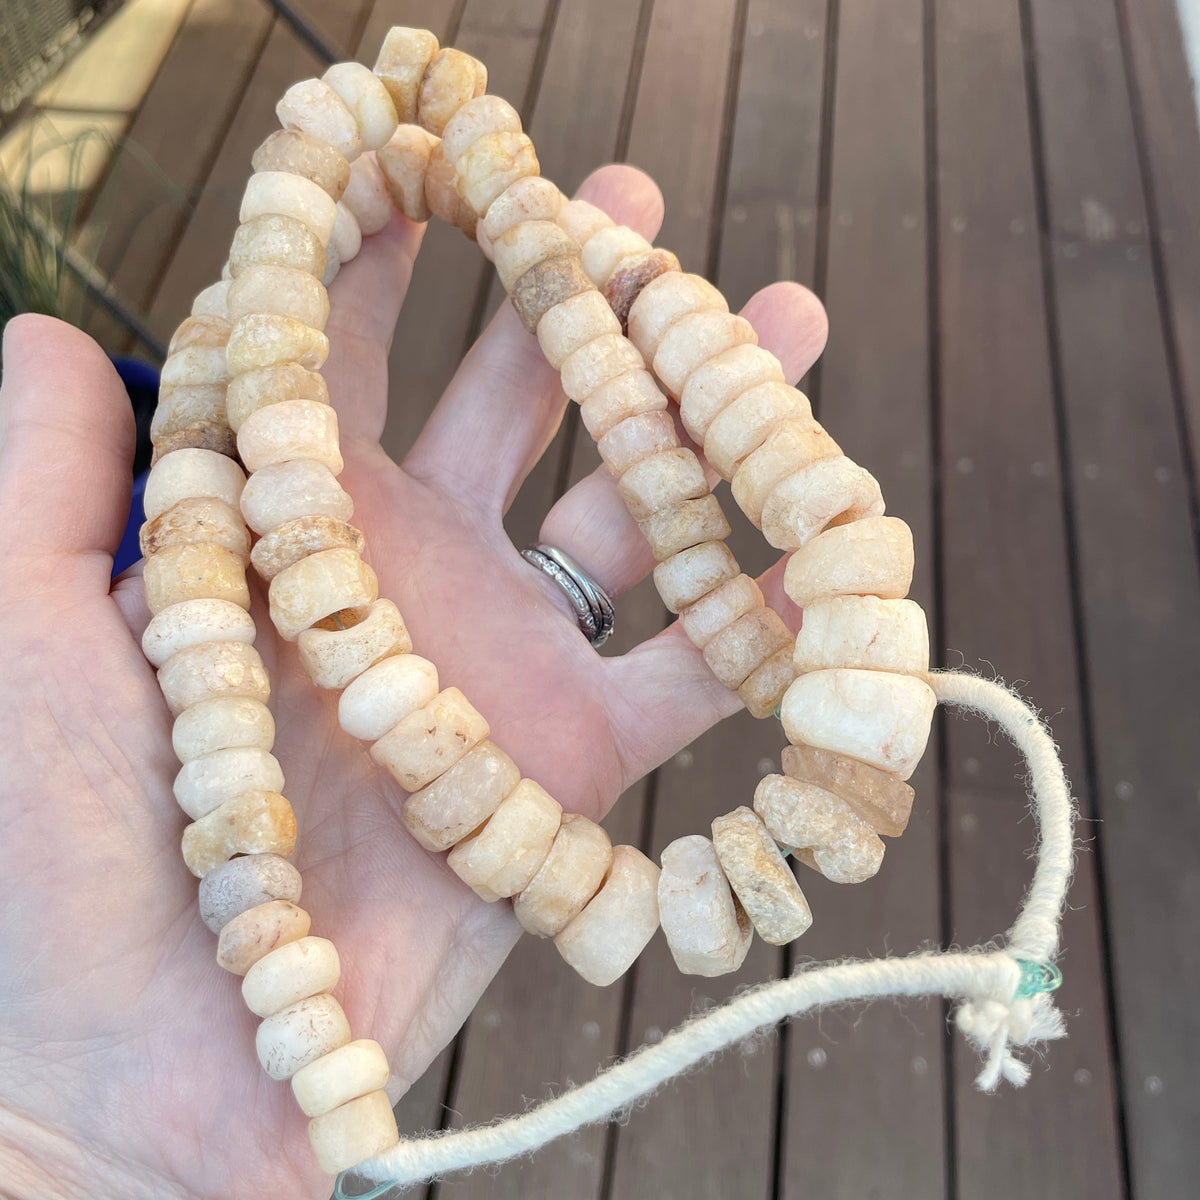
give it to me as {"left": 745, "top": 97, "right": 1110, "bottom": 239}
{"left": 110, "top": 355, "right": 159, "bottom": 577}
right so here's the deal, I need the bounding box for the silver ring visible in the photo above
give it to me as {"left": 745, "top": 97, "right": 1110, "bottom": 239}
{"left": 520, "top": 544, "right": 615, "bottom": 649}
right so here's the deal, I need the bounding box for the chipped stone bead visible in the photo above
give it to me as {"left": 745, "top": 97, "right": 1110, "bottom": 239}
{"left": 510, "top": 254, "right": 592, "bottom": 333}
{"left": 142, "top": 597, "right": 255, "bottom": 668}
{"left": 241, "top": 934, "right": 340, "bottom": 1016}
{"left": 794, "top": 596, "right": 929, "bottom": 675}
{"left": 159, "top": 344, "right": 229, "bottom": 388}
{"left": 658, "top": 835, "right": 752, "bottom": 977}
{"left": 229, "top": 213, "right": 326, "bottom": 280}
{"left": 269, "top": 547, "right": 378, "bottom": 641}
{"left": 638, "top": 494, "right": 731, "bottom": 561}
{"left": 536, "top": 289, "right": 621, "bottom": 369}
{"left": 240, "top": 459, "right": 353, "bottom": 535}
{"left": 174, "top": 746, "right": 285, "bottom": 819}
{"left": 342, "top": 155, "right": 393, "bottom": 236}
{"left": 167, "top": 314, "right": 230, "bottom": 354}
{"left": 401, "top": 739, "right": 520, "bottom": 853}
{"left": 627, "top": 271, "right": 727, "bottom": 362}
{"left": 296, "top": 599, "right": 412, "bottom": 690}
{"left": 581, "top": 225, "right": 654, "bottom": 290}
{"left": 143, "top": 543, "right": 250, "bottom": 615}
{"left": 702, "top": 604, "right": 793, "bottom": 688}
{"left": 172, "top": 696, "right": 275, "bottom": 764}
{"left": 226, "top": 264, "right": 330, "bottom": 330}
{"left": 150, "top": 383, "right": 227, "bottom": 439}
{"left": 198, "top": 852, "right": 302, "bottom": 933}
{"left": 704, "top": 381, "right": 809, "bottom": 479}
{"left": 737, "top": 646, "right": 795, "bottom": 718}
{"left": 307, "top": 1089, "right": 399, "bottom": 1175}
{"left": 578, "top": 367, "right": 666, "bottom": 439}
{"left": 783, "top": 515, "right": 915, "bottom": 608}
{"left": 139, "top": 496, "right": 248, "bottom": 563}
{"left": 732, "top": 414, "right": 842, "bottom": 526}
{"left": 291, "top": 1038, "right": 391, "bottom": 1118}
{"left": 754, "top": 775, "right": 884, "bottom": 885}
{"left": 216, "top": 900, "right": 311, "bottom": 975}
{"left": 377, "top": 124, "right": 437, "bottom": 221}
{"left": 417, "top": 47, "right": 487, "bottom": 137}
{"left": 373, "top": 25, "right": 439, "bottom": 122}
{"left": 555, "top": 197, "right": 613, "bottom": 247}
{"left": 780, "top": 669, "right": 937, "bottom": 780}
{"left": 555, "top": 845, "right": 660, "bottom": 987}
{"left": 237, "top": 399, "right": 342, "bottom": 475}
{"left": 711, "top": 807, "right": 812, "bottom": 945}
{"left": 513, "top": 814, "right": 613, "bottom": 938}
{"left": 157, "top": 641, "right": 270, "bottom": 717}
{"left": 781, "top": 743, "right": 914, "bottom": 837}
{"left": 250, "top": 515, "right": 364, "bottom": 581}
{"left": 455, "top": 130, "right": 540, "bottom": 217}
{"left": 678, "top": 573, "right": 764, "bottom": 649}
{"left": 251, "top": 129, "right": 350, "bottom": 201}
{"left": 652, "top": 310, "right": 758, "bottom": 400}
{"left": 150, "top": 423, "right": 238, "bottom": 465}
{"left": 322, "top": 62, "right": 398, "bottom": 152}
{"left": 598, "top": 410, "right": 679, "bottom": 476}
{"left": 144, "top": 448, "right": 246, "bottom": 522}
{"left": 256, "top": 993, "right": 351, "bottom": 1081}
{"left": 191, "top": 280, "right": 231, "bottom": 317}
{"left": 492, "top": 219, "right": 577, "bottom": 291}
{"left": 225, "top": 361, "right": 328, "bottom": 432}
{"left": 277, "top": 78, "right": 363, "bottom": 161}
{"left": 240, "top": 171, "right": 339, "bottom": 245}
{"left": 226, "top": 313, "right": 329, "bottom": 375}
{"left": 447, "top": 778, "right": 563, "bottom": 903}
{"left": 181, "top": 788, "right": 297, "bottom": 877}
{"left": 370, "top": 687, "right": 490, "bottom": 792}
{"left": 323, "top": 202, "right": 362, "bottom": 284}
{"left": 761, "top": 457, "right": 886, "bottom": 552}
{"left": 338, "top": 653, "right": 439, "bottom": 741}
{"left": 482, "top": 175, "right": 564, "bottom": 241}
{"left": 424, "top": 141, "right": 477, "bottom": 236}
{"left": 617, "top": 447, "right": 708, "bottom": 520}
{"left": 652, "top": 540, "right": 739, "bottom": 615}
{"left": 605, "top": 248, "right": 680, "bottom": 331}
{"left": 441, "top": 94, "right": 522, "bottom": 165}
{"left": 560, "top": 332, "right": 644, "bottom": 402}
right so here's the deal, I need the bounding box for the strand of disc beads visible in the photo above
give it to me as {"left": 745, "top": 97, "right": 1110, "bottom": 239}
{"left": 136, "top": 25, "right": 936, "bottom": 1174}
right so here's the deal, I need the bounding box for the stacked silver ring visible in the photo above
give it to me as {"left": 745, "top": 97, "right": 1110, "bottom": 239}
{"left": 521, "top": 544, "right": 615, "bottom": 649}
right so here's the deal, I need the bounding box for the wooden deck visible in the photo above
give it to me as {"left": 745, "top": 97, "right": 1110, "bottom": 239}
{"left": 41, "top": 0, "right": 1200, "bottom": 1194}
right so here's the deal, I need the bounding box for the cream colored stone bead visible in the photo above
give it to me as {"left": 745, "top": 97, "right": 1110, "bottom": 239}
{"left": 198, "top": 852, "right": 302, "bottom": 933}
{"left": 598, "top": 410, "right": 678, "bottom": 476}
{"left": 658, "top": 835, "right": 752, "bottom": 977}
{"left": 732, "top": 414, "right": 842, "bottom": 527}
{"left": 711, "top": 807, "right": 812, "bottom": 945}
{"left": 296, "top": 599, "right": 413, "bottom": 690}
{"left": 483, "top": 175, "right": 564, "bottom": 241}
{"left": 780, "top": 668, "right": 937, "bottom": 780}
{"left": 181, "top": 788, "right": 297, "bottom": 877}
{"left": 338, "top": 653, "right": 439, "bottom": 741}
{"left": 703, "top": 381, "right": 808, "bottom": 480}
{"left": 191, "top": 280, "right": 231, "bottom": 318}
{"left": 251, "top": 128, "right": 350, "bottom": 201}
{"left": 417, "top": 47, "right": 487, "bottom": 137}
{"left": 167, "top": 314, "right": 230, "bottom": 354}
{"left": 226, "top": 264, "right": 330, "bottom": 330}
{"left": 240, "top": 171, "right": 339, "bottom": 245}
{"left": 277, "top": 78, "right": 363, "bottom": 161}
{"left": 555, "top": 197, "right": 614, "bottom": 246}
{"left": 143, "top": 543, "right": 249, "bottom": 616}
{"left": 226, "top": 313, "right": 329, "bottom": 375}
{"left": 229, "top": 213, "right": 327, "bottom": 281}
{"left": 173, "top": 696, "right": 275, "bottom": 764}
{"left": 216, "top": 900, "right": 311, "bottom": 975}
{"left": 617, "top": 447, "right": 709, "bottom": 520}
{"left": 491, "top": 219, "right": 577, "bottom": 291}
{"left": 377, "top": 124, "right": 437, "bottom": 221}
{"left": 225, "top": 361, "right": 328, "bottom": 432}
{"left": 173, "top": 746, "right": 284, "bottom": 819}
{"left": 653, "top": 540, "right": 740, "bottom": 614}
{"left": 150, "top": 383, "right": 227, "bottom": 439}
{"left": 794, "top": 596, "right": 929, "bottom": 675}
{"left": 342, "top": 155, "right": 393, "bottom": 236}
{"left": 627, "top": 271, "right": 727, "bottom": 362}
{"left": 536, "top": 290, "right": 621, "bottom": 369}
{"left": 256, "top": 993, "right": 351, "bottom": 1081}
{"left": 370, "top": 686, "right": 490, "bottom": 792}
{"left": 291, "top": 1038, "right": 391, "bottom": 1118}
{"left": 783, "top": 515, "right": 915, "bottom": 608}
{"left": 144, "top": 448, "right": 245, "bottom": 522}
{"left": 560, "top": 333, "right": 644, "bottom": 402}
{"left": 142, "top": 597, "right": 255, "bottom": 668}
{"left": 652, "top": 311, "right": 758, "bottom": 400}
{"left": 323, "top": 203, "right": 362, "bottom": 284}
{"left": 251, "top": 515, "right": 364, "bottom": 581}
{"left": 510, "top": 255, "right": 592, "bottom": 333}
{"left": 323, "top": 62, "right": 398, "bottom": 152}
{"left": 604, "top": 248, "right": 681, "bottom": 329}
{"left": 373, "top": 25, "right": 439, "bottom": 122}
{"left": 159, "top": 345, "right": 229, "bottom": 389}
{"left": 441, "top": 94, "right": 522, "bottom": 165}
{"left": 158, "top": 641, "right": 270, "bottom": 717}
{"left": 578, "top": 367, "right": 666, "bottom": 439}
{"left": 781, "top": 742, "right": 914, "bottom": 837}
{"left": 139, "top": 496, "right": 248, "bottom": 563}
{"left": 738, "top": 646, "right": 796, "bottom": 719}
{"left": 240, "top": 459, "right": 353, "bottom": 535}
{"left": 555, "top": 845, "right": 661, "bottom": 987}
{"left": 237, "top": 399, "right": 342, "bottom": 475}
{"left": 307, "top": 1089, "right": 399, "bottom": 1175}
{"left": 447, "top": 778, "right": 563, "bottom": 903}
{"left": 513, "top": 814, "right": 613, "bottom": 937}
{"left": 761, "top": 457, "right": 886, "bottom": 552}
{"left": 401, "top": 739, "right": 520, "bottom": 852}
{"left": 269, "top": 548, "right": 378, "bottom": 642}
{"left": 241, "top": 934, "right": 340, "bottom": 1016}
{"left": 424, "top": 141, "right": 478, "bottom": 236}
{"left": 637, "top": 494, "right": 731, "bottom": 561}
{"left": 678, "top": 573, "right": 764, "bottom": 649}
{"left": 702, "top": 605, "right": 793, "bottom": 688}
{"left": 581, "top": 225, "right": 654, "bottom": 290}
{"left": 455, "top": 130, "right": 540, "bottom": 217}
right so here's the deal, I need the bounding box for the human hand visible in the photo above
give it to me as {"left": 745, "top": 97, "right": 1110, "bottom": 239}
{"left": 0, "top": 164, "right": 826, "bottom": 1200}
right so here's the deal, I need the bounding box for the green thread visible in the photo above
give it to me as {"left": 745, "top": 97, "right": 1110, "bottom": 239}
{"left": 1014, "top": 959, "right": 1062, "bottom": 999}
{"left": 334, "top": 1172, "right": 399, "bottom": 1200}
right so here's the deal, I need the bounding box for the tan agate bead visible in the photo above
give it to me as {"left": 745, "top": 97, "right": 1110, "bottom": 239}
{"left": 653, "top": 540, "right": 740, "bottom": 614}
{"left": 240, "top": 460, "right": 353, "bottom": 535}
{"left": 513, "top": 814, "right": 613, "bottom": 938}
{"left": 604, "top": 248, "right": 681, "bottom": 331}
{"left": 139, "top": 496, "right": 249, "bottom": 563}
{"left": 491, "top": 219, "right": 577, "bottom": 291}
{"left": 652, "top": 311, "right": 759, "bottom": 400}
{"left": 711, "top": 807, "right": 812, "bottom": 945}
{"left": 732, "top": 414, "right": 843, "bottom": 527}
{"left": 783, "top": 515, "right": 915, "bottom": 609}
{"left": 510, "top": 255, "right": 593, "bottom": 333}
{"left": 793, "top": 596, "right": 929, "bottom": 676}
{"left": 241, "top": 934, "right": 340, "bottom": 1016}
{"left": 142, "top": 597, "right": 255, "bottom": 668}
{"left": 226, "top": 264, "right": 330, "bottom": 330}
{"left": 371, "top": 687, "right": 491, "bottom": 793}
{"left": 150, "top": 383, "right": 227, "bottom": 440}
{"left": 157, "top": 641, "right": 270, "bottom": 717}
{"left": 307, "top": 1089, "right": 399, "bottom": 1175}
{"left": 424, "top": 141, "right": 478, "bottom": 237}
{"left": 225, "top": 362, "right": 328, "bottom": 433}
{"left": 440, "top": 94, "right": 522, "bottom": 165}
{"left": 738, "top": 647, "right": 796, "bottom": 719}
{"left": 172, "top": 696, "right": 275, "bottom": 764}
{"left": 277, "top": 78, "right": 363, "bottom": 161}
{"left": 455, "top": 130, "right": 539, "bottom": 217}
{"left": 616, "top": 447, "right": 708, "bottom": 520}
{"left": 256, "top": 993, "right": 351, "bottom": 1081}
{"left": 322, "top": 62, "right": 399, "bottom": 152}
{"left": 447, "top": 778, "right": 563, "bottom": 902}
{"left": 143, "top": 543, "right": 250, "bottom": 616}
{"left": 560, "top": 333, "right": 644, "bottom": 402}
{"left": 191, "top": 280, "right": 231, "bottom": 317}
{"left": 240, "top": 171, "right": 339, "bottom": 246}
{"left": 150, "top": 424, "right": 237, "bottom": 465}
{"left": 627, "top": 271, "right": 727, "bottom": 362}
{"left": 377, "top": 124, "right": 438, "bottom": 221}
{"left": 417, "top": 47, "right": 487, "bottom": 137}
{"left": 228, "top": 214, "right": 326, "bottom": 281}
{"left": 251, "top": 129, "right": 350, "bottom": 201}
{"left": 780, "top": 669, "right": 937, "bottom": 781}
{"left": 638, "top": 494, "right": 731, "bottom": 561}
{"left": 167, "top": 314, "right": 230, "bottom": 354}
{"left": 338, "top": 653, "right": 439, "bottom": 741}
{"left": 237, "top": 399, "right": 342, "bottom": 475}
{"left": 401, "top": 739, "right": 520, "bottom": 852}
{"left": 216, "top": 900, "right": 311, "bottom": 975}
{"left": 296, "top": 599, "right": 412, "bottom": 690}
{"left": 761, "top": 457, "right": 886, "bottom": 552}
{"left": 373, "top": 25, "right": 439, "bottom": 122}
{"left": 581, "top": 225, "right": 654, "bottom": 290}
{"left": 181, "top": 788, "right": 297, "bottom": 877}
{"left": 598, "top": 410, "right": 679, "bottom": 476}
{"left": 703, "top": 381, "right": 808, "bottom": 480}
{"left": 226, "top": 313, "right": 329, "bottom": 375}
{"left": 342, "top": 156, "right": 393, "bottom": 236}
{"left": 658, "top": 835, "right": 752, "bottom": 977}
{"left": 174, "top": 745, "right": 284, "bottom": 819}
{"left": 536, "top": 290, "right": 622, "bottom": 370}
{"left": 159, "top": 345, "right": 229, "bottom": 389}
{"left": 198, "top": 852, "right": 302, "bottom": 933}
{"left": 291, "top": 1038, "right": 391, "bottom": 1118}
{"left": 678, "top": 574, "right": 764, "bottom": 650}
{"left": 144, "top": 448, "right": 246, "bottom": 523}
{"left": 702, "top": 605, "right": 793, "bottom": 689}
{"left": 269, "top": 548, "right": 378, "bottom": 642}
{"left": 555, "top": 197, "right": 613, "bottom": 246}
{"left": 578, "top": 368, "right": 667, "bottom": 439}
{"left": 482, "top": 176, "right": 564, "bottom": 241}
{"left": 555, "top": 845, "right": 661, "bottom": 987}
{"left": 781, "top": 743, "right": 914, "bottom": 838}
{"left": 251, "top": 516, "right": 364, "bottom": 581}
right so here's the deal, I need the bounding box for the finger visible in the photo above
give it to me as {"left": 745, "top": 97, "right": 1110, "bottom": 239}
{"left": 0, "top": 314, "right": 134, "bottom": 583}
{"left": 403, "top": 164, "right": 665, "bottom": 512}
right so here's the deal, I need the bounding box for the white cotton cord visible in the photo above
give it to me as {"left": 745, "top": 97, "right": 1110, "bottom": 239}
{"left": 346, "top": 672, "right": 1074, "bottom": 1194}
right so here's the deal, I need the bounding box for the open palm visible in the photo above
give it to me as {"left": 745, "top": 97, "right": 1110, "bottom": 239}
{"left": 0, "top": 165, "right": 827, "bottom": 1200}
